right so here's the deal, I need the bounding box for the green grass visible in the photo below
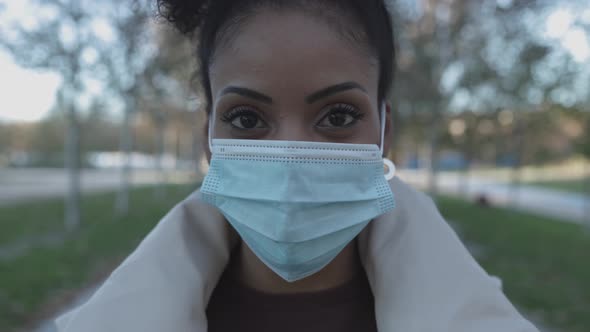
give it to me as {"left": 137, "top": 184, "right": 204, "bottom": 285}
{"left": 0, "top": 184, "right": 197, "bottom": 331}
{"left": 436, "top": 195, "right": 590, "bottom": 332}
{"left": 528, "top": 177, "right": 590, "bottom": 195}
{"left": 0, "top": 199, "right": 67, "bottom": 247}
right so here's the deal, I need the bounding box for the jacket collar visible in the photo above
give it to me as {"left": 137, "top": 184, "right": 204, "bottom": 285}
{"left": 56, "top": 178, "right": 537, "bottom": 332}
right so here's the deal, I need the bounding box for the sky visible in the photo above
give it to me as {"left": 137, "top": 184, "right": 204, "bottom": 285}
{"left": 0, "top": 1, "right": 588, "bottom": 123}
{"left": 0, "top": 52, "right": 62, "bottom": 122}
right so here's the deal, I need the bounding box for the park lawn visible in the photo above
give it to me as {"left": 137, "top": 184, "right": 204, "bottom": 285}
{"left": 436, "top": 196, "right": 590, "bottom": 332}
{"left": 528, "top": 177, "right": 589, "bottom": 195}
{"left": 0, "top": 184, "right": 196, "bottom": 331}
{"left": 0, "top": 199, "right": 68, "bottom": 247}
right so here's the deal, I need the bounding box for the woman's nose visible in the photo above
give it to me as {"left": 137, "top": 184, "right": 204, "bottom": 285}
{"left": 271, "top": 116, "right": 312, "bottom": 142}
{"left": 271, "top": 116, "right": 342, "bottom": 143}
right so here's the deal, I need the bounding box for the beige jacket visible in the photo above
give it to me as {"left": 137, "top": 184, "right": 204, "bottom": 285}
{"left": 56, "top": 178, "right": 539, "bottom": 331}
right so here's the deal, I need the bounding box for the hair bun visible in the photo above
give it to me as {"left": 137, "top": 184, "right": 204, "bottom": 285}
{"left": 157, "top": 0, "right": 211, "bottom": 35}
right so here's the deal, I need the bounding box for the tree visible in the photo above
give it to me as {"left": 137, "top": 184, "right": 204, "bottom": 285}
{"left": 574, "top": 112, "right": 590, "bottom": 225}
{"left": 392, "top": 0, "right": 471, "bottom": 195}
{"left": 95, "top": 0, "right": 155, "bottom": 214}
{"left": 0, "top": 0, "right": 105, "bottom": 229}
{"left": 134, "top": 23, "right": 200, "bottom": 195}
{"left": 390, "top": 0, "right": 578, "bottom": 200}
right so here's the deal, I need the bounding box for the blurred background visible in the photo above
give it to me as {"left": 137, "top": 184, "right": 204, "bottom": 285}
{"left": 0, "top": 0, "right": 588, "bottom": 331}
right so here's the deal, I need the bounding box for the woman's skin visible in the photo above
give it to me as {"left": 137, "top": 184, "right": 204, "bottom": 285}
{"left": 205, "top": 8, "right": 393, "bottom": 294}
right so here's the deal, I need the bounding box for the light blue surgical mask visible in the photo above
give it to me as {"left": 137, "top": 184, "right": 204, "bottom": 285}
{"left": 200, "top": 106, "right": 395, "bottom": 282}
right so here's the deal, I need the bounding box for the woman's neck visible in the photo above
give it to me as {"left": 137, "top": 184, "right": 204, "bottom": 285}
{"left": 230, "top": 239, "right": 363, "bottom": 294}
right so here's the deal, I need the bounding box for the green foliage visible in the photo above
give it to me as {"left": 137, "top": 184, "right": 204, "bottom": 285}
{"left": 0, "top": 184, "right": 196, "bottom": 330}
{"left": 437, "top": 196, "right": 590, "bottom": 332}
{"left": 437, "top": 106, "right": 588, "bottom": 167}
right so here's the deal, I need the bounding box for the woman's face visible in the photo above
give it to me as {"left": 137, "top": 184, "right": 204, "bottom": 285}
{"left": 208, "top": 9, "right": 391, "bottom": 148}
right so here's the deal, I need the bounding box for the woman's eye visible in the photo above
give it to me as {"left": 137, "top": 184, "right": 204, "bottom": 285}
{"left": 221, "top": 108, "right": 267, "bottom": 129}
{"left": 231, "top": 114, "right": 260, "bottom": 129}
{"left": 317, "top": 104, "right": 364, "bottom": 128}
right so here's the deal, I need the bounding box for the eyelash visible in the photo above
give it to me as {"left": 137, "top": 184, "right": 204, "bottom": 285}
{"left": 322, "top": 104, "right": 364, "bottom": 120}
{"left": 317, "top": 103, "right": 365, "bottom": 126}
{"left": 220, "top": 106, "right": 261, "bottom": 123}
{"left": 219, "top": 103, "right": 365, "bottom": 128}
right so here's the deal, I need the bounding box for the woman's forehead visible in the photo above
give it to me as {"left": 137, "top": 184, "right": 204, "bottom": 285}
{"left": 209, "top": 9, "right": 379, "bottom": 102}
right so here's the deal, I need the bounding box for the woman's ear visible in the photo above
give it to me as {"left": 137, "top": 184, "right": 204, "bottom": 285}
{"left": 382, "top": 103, "right": 393, "bottom": 157}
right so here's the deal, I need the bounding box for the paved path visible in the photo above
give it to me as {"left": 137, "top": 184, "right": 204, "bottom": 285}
{"left": 3, "top": 168, "right": 586, "bottom": 224}
{"left": 397, "top": 170, "right": 589, "bottom": 225}
{"left": 0, "top": 168, "right": 198, "bottom": 206}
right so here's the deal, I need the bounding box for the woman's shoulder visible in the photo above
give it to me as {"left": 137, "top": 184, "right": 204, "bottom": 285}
{"left": 55, "top": 187, "right": 232, "bottom": 332}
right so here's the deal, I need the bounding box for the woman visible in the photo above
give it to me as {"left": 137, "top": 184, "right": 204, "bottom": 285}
{"left": 56, "top": 0, "right": 539, "bottom": 331}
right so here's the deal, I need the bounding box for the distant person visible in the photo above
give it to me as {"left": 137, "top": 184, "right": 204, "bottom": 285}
{"left": 476, "top": 193, "right": 492, "bottom": 207}
{"left": 56, "top": 1, "right": 538, "bottom": 331}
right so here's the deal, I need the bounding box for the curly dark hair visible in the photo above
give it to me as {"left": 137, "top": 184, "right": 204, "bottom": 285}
{"left": 157, "top": 0, "right": 396, "bottom": 113}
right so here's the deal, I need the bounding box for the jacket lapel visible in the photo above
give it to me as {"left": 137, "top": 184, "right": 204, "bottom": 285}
{"left": 56, "top": 191, "right": 231, "bottom": 332}
{"left": 359, "top": 177, "right": 537, "bottom": 331}
{"left": 57, "top": 179, "right": 538, "bottom": 332}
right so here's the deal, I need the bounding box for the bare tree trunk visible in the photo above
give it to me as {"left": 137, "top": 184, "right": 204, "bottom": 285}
{"left": 65, "top": 100, "right": 81, "bottom": 231}
{"left": 510, "top": 162, "right": 522, "bottom": 204}
{"left": 153, "top": 115, "right": 166, "bottom": 199}
{"left": 428, "top": 1, "right": 452, "bottom": 198}
{"left": 389, "top": 107, "right": 402, "bottom": 164}
{"left": 460, "top": 158, "right": 471, "bottom": 197}
{"left": 116, "top": 96, "right": 134, "bottom": 215}
{"left": 585, "top": 161, "right": 590, "bottom": 230}
{"left": 510, "top": 115, "right": 525, "bottom": 205}
{"left": 459, "top": 122, "right": 474, "bottom": 198}
{"left": 427, "top": 113, "right": 441, "bottom": 196}
{"left": 193, "top": 112, "right": 207, "bottom": 181}
{"left": 584, "top": 116, "right": 590, "bottom": 231}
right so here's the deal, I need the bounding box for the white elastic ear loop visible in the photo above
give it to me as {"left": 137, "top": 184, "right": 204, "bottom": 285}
{"left": 384, "top": 158, "right": 396, "bottom": 181}
{"left": 208, "top": 111, "right": 214, "bottom": 152}
{"left": 379, "top": 103, "right": 396, "bottom": 181}
{"left": 378, "top": 103, "right": 386, "bottom": 156}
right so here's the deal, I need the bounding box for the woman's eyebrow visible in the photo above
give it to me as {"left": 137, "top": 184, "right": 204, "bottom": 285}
{"left": 220, "top": 86, "right": 273, "bottom": 104}
{"left": 305, "top": 82, "right": 367, "bottom": 104}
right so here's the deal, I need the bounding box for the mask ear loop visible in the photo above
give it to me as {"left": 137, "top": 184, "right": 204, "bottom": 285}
{"left": 208, "top": 111, "right": 214, "bottom": 152}
{"left": 379, "top": 103, "right": 396, "bottom": 181}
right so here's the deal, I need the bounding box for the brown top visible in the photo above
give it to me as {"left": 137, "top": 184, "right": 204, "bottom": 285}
{"left": 206, "top": 268, "right": 378, "bottom": 332}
